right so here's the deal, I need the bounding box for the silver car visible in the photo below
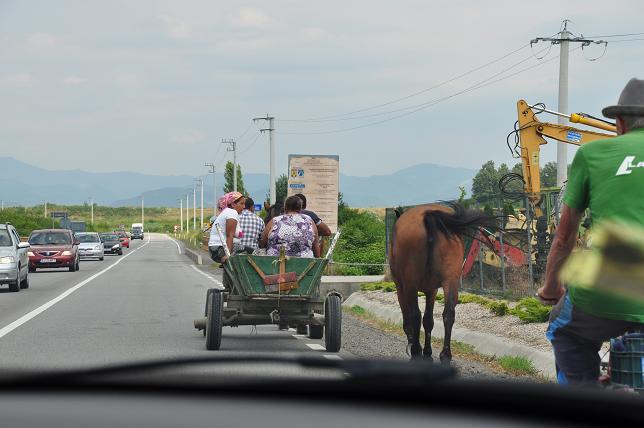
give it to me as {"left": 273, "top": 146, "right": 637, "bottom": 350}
{"left": 75, "top": 232, "right": 105, "bottom": 261}
{"left": 0, "top": 223, "right": 30, "bottom": 292}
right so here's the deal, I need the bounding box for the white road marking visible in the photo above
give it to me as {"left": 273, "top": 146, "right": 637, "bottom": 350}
{"left": 292, "top": 334, "right": 307, "bottom": 340}
{"left": 190, "top": 265, "right": 225, "bottom": 290}
{"left": 306, "top": 343, "right": 326, "bottom": 351}
{"left": 0, "top": 238, "right": 151, "bottom": 340}
{"left": 166, "top": 234, "right": 182, "bottom": 254}
{"left": 288, "top": 327, "right": 296, "bottom": 332}
{"left": 323, "top": 354, "right": 342, "bottom": 360}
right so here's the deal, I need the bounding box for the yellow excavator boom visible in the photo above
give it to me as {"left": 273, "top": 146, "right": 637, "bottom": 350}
{"left": 516, "top": 99, "right": 616, "bottom": 201}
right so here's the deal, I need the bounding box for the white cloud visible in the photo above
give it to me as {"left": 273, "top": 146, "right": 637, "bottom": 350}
{"left": 229, "top": 7, "right": 273, "bottom": 29}
{"left": 173, "top": 130, "right": 205, "bottom": 145}
{"left": 0, "top": 73, "right": 33, "bottom": 87}
{"left": 25, "top": 32, "right": 60, "bottom": 49}
{"left": 302, "top": 27, "right": 328, "bottom": 40}
{"left": 63, "top": 75, "right": 87, "bottom": 86}
{"left": 158, "top": 15, "right": 193, "bottom": 40}
{"left": 114, "top": 72, "right": 142, "bottom": 88}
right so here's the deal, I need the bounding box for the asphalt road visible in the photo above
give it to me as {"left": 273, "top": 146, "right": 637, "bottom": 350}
{"left": 0, "top": 234, "right": 354, "bottom": 374}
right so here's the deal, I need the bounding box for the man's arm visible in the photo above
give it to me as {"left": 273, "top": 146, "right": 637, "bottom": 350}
{"left": 259, "top": 219, "right": 272, "bottom": 249}
{"left": 316, "top": 222, "right": 332, "bottom": 237}
{"left": 311, "top": 220, "right": 321, "bottom": 257}
{"left": 537, "top": 205, "right": 584, "bottom": 305}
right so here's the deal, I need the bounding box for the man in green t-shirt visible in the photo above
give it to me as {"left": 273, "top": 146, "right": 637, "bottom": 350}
{"left": 537, "top": 78, "right": 644, "bottom": 386}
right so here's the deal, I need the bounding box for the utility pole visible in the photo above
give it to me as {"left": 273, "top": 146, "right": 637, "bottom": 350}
{"left": 253, "top": 114, "right": 276, "bottom": 204}
{"left": 194, "top": 177, "right": 203, "bottom": 230}
{"left": 44, "top": 201, "right": 47, "bottom": 218}
{"left": 222, "top": 139, "right": 237, "bottom": 192}
{"left": 141, "top": 196, "right": 144, "bottom": 230}
{"left": 531, "top": 20, "right": 606, "bottom": 187}
{"left": 192, "top": 183, "right": 197, "bottom": 230}
{"left": 179, "top": 198, "right": 183, "bottom": 233}
{"left": 186, "top": 194, "right": 189, "bottom": 231}
{"left": 89, "top": 197, "right": 94, "bottom": 225}
{"left": 205, "top": 162, "right": 216, "bottom": 217}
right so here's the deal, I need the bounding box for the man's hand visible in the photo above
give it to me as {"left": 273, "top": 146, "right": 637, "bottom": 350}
{"left": 536, "top": 285, "right": 564, "bottom": 306}
{"left": 221, "top": 255, "right": 229, "bottom": 264}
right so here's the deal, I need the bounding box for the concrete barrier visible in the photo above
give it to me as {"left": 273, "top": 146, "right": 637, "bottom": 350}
{"left": 320, "top": 275, "right": 384, "bottom": 300}
{"left": 183, "top": 247, "right": 203, "bottom": 265}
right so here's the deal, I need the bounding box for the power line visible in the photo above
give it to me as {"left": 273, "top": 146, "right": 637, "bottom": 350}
{"left": 279, "top": 48, "right": 572, "bottom": 136}
{"left": 278, "top": 43, "right": 532, "bottom": 122}
{"left": 607, "top": 38, "right": 644, "bottom": 43}
{"left": 585, "top": 32, "right": 644, "bottom": 38}
{"left": 281, "top": 46, "right": 552, "bottom": 124}
{"left": 239, "top": 132, "right": 262, "bottom": 155}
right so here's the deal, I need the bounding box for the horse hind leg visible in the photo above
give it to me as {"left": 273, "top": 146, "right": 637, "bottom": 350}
{"left": 439, "top": 281, "right": 459, "bottom": 364}
{"left": 398, "top": 286, "right": 422, "bottom": 358}
{"left": 422, "top": 289, "right": 438, "bottom": 360}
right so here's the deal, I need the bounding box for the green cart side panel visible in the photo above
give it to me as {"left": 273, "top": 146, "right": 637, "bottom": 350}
{"left": 228, "top": 255, "right": 328, "bottom": 297}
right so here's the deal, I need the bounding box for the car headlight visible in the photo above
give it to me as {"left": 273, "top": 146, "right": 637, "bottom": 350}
{"left": 28, "top": 251, "right": 34, "bottom": 257}
{"left": 0, "top": 256, "right": 15, "bottom": 264}
{"left": 95, "top": 245, "right": 101, "bottom": 250}
{"left": 112, "top": 244, "right": 120, "bottom": 249}
{"left": 61, "top": 251, "right": 72, "bottom": 256}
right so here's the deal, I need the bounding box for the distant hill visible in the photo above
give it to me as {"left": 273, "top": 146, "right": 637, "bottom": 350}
{"left": 0, "top": 157, "right": 475, "bottom": 208}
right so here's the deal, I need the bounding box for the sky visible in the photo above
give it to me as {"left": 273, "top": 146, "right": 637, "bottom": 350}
{"left": 1, "top": 0, "right": 643, "bottom": 181}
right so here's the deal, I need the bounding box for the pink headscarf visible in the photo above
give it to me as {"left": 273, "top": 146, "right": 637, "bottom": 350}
{"left": 218, "top": 192, "right": 243, "bottom": 210}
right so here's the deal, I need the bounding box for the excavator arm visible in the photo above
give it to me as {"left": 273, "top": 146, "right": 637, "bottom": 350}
{"left": 516, "top": 99, "right": 616, "bottom": 202}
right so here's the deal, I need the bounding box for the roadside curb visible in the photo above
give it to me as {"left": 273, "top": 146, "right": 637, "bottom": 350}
{"left": 343, "top": 293, "right": 556, "bottom": 380}
{"left": 183, "top": 247, "right": 203, "bottom": 265}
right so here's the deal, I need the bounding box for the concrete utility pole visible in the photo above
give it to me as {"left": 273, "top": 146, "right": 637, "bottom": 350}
{"left": 205, "top": 162, "right": 216, "bottom": 217}
{"left": 192, "top": 184, "right": 196, "bottom": 231}
{"left": 531, "top": 20, "right": 606, "bottom": 187}
{"left": 179, "top": 198, "right": 183, "bottom": 233}
{"left": 141, "top": 196, "right": 144, "bottom": 229}
{"left": 194, "top": 177, "right": 203, "bottom": 229}
{"left": 44, "top": 201, "right": 47, "bottom": 218}
{"left": 90, "top": 197, "right": 94, "bottom": 225}
{"left": 186, "top": 194, "right": 190, "bottom": 231}
{"left": 222, "top": 139, "right": 237, "bottom": 192}
{"left": 253, "top": 114, "right": 276, "bottom": 204}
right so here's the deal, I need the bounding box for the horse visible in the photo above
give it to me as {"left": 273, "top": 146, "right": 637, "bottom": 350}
{"left": 388, "top": 201, "right": 497, "bottom": 363}
{"left": 263, "top": 200, "right": 284, "bottom": 225}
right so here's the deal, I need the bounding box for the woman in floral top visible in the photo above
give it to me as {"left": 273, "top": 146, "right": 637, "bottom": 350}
{"left": 260, "top": 195, "right": 320, "bottom": 258}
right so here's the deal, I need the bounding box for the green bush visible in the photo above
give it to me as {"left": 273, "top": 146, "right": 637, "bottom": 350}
{"left": 360, "top": 281, "right": 396, "bottom": 292}
{"left": 497, "top": 355, "right": 537, "bottom": 376}
{"left": 509, "top": 298, "right": 551, "bottom": 323}
{"left": 334, "top": 209, "right": 385, "bottom": 275}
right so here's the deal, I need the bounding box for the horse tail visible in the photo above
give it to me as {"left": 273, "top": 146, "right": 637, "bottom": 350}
{"left": 422, "top": 201, "right": 497, "bottom": 269}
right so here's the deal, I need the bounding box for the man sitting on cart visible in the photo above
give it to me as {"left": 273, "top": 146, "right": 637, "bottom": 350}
{"left": 208, "top": 191, "right": 247, "bottom": 263}
{"left": 538, "top": 78, "right": 644, "bottom": 386}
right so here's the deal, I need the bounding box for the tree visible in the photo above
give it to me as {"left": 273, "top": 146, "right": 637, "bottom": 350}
{"left": 276, "top": 174, "right": 288, "bottom": 204}
{"left": 540, "top": 161, "right": 557, "bottom": 187}
{"left": 223, "top": 161, "right": 246, "bottom": 195}
{"left": 471, "top": 160, "right": 499, "bottom": 205}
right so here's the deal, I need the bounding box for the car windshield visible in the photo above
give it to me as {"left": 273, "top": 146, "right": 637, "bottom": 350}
{"left": 0, "top": 230, "right": 12, "bottom": 247}
{"left": 76, "top": 234, "right": 100, "bottom": 243}
{"left": 28, "top": 231, "right": 72, "bottom": 245}
{"left": 1, "top": 2, "right": 643, "bottom": 416}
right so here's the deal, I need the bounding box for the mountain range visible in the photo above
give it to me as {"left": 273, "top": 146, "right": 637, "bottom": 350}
{"left": 0, "top": 157, "right": 475, "bottom": 208}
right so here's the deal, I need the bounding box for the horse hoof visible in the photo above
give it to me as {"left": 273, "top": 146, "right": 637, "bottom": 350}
{"left": 423, "top": 354, "right": 434, "bottom": 362}
{"left": 439, "top": 351, "right": 452, "bottom": 364}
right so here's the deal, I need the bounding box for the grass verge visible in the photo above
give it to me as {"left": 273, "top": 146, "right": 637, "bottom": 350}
{"left": 345, "top": 305, "right": 544, "bottom": 380}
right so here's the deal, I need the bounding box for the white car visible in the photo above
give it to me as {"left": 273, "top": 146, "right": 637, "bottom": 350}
{"left": 75, "top": 232, "right": 105, "bottom": 261}
{"left": 0, "top": 223, "right": 30, "bottom": 292}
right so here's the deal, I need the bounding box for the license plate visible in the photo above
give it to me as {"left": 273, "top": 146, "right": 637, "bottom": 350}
{"left": 40, "top": 258, "right": 57, "bottom": 263}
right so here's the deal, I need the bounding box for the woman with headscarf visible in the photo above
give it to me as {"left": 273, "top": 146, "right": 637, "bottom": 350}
{"left": 259, "top": 195, "right": 320, "bottom": 258}
{"left": 207, "top": 191, "right": 246, "bottom": 263}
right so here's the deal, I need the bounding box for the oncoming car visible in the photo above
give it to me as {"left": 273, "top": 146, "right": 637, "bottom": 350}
{"left": 28, "top": 229, "right": 80, "bottom": 272}
{"left": 75, "top": 232, "right": 104, "bottom": 261}
{"left": 99, "top": 233, "right": 122, "bottom": 256}
{"left": 0, "top": 223, "right": 30, "bottom": 292}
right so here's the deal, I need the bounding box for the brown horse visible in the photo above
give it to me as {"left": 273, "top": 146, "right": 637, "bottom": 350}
{"left": 388, "top": 201, "right": 496, "bottom": 363}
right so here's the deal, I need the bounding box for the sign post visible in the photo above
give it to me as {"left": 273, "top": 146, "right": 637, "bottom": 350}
{"left": 287, "top": 154, "right": 339, "bottom": 233}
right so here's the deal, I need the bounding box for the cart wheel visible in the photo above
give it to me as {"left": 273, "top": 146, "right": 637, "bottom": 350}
{"left": 308, "top": 324, "right": 323, "bottom": 339}
{"left": 324, "top": 294, "right": 342, "bottom": 352}
{"left": 203, "top": 289, "right": 215, "bottom": 336}
{"left": 205, "top": 289, "right": 224, "bottom": 350}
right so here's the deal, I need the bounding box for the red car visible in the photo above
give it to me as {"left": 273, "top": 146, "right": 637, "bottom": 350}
{"left": 28, "top": 229, "right": 80, "bottom": 272}
{"left": 115, "top": 231, "right": 130, "bottom": 248}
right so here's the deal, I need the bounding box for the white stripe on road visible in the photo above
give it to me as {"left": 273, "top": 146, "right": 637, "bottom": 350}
{"left": 190, "top": 265, "right": 225, "bottom": 290}
{"left": 0, "top": 238, "right": 151, "bottom": 340}
{"left": 306, "top": 343, "right": 326, "bottom": 351}
{"left": 292, "top": 334, "right": 307, "bottom": 340}
{"left": 166, "top": 235, "right": 182, "bottom": 254}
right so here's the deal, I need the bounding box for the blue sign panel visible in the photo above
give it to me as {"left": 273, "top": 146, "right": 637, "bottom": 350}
{"left": 566, "top": 130, "right": 582, "bottom": 143}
